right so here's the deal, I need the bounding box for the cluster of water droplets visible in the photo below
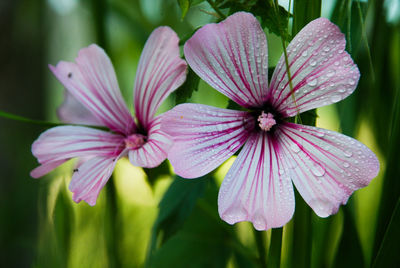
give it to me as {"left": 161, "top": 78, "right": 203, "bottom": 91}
{"left": 270, "top": 18, "right": 360, "bottom": 117}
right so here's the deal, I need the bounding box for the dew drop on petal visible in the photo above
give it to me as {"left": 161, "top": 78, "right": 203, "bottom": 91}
{"left": 330, "top": 95, "right": 341, "bottom": 103}
{"left": 343, "top": 162, "right": 350, "bottom": 168}
{"left": 290, "top": 143, "right": 301, "bottom": 153}
{"left": 311, "top": 162, "right": 326, "bottom": 177}
{"left": 309, "top": 59, "right": 317, "bottom": 66}
{"left": 326, "top": 69, "right": 336, "bottom": 77}
{"left": 344, "top": 150, "right": 353, "bottom": 157}
{"left": 306, "top": 77, "right": 318, "bottom": 87}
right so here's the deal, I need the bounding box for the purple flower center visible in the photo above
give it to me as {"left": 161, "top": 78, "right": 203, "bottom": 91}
{"left": 257, "top": 111, "right": 276, "bottom": 131}
{"left": 124, "top": 133, "right": 146, "bottom": 149}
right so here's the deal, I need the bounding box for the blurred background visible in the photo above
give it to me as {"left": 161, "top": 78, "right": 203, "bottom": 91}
{"left": 0, "top": 0, "right": 399, "bottom": 267}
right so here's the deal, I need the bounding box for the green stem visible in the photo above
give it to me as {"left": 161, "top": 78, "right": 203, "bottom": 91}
{"left": 0, "top": 110, "right": 107, "bottom": 130}
{"left": 253, "top": 229, "right": 267, "bottom": 268}
{"left": 267, "top": 228, "right": 283, "bottom": 268}
{"left": 273, "top": 0, "right": 301, "bottom": 124}
{"left": 291, "top": 191, "right": 312, "bottom": 268}
{"left": 206, "top": 0, "right": 226, "bottom": 19}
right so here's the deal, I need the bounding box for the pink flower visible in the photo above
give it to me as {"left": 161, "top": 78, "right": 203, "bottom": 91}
{"left": 31, "top": 27, "right": 187, "bottom": 206}
{"left": 161, "top": 12, "right": 379, "bottom": 230}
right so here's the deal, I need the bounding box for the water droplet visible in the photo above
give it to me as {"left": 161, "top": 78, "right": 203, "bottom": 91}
{"left": 302, "top": 50, "right": 308, "bottom": 57}
{"left": 279, "top": 169, "right": 285, "bottom": 175}
{"left": 343, "top": 162, "right": 350, "bottom": 168}
{"left": 330, "top": 95, "right": 341, "bottom": 103}
{"left": 326, "top": 69, "right": 336, "bottom": 77}
{"left": 311, "top": 163, "right": 326, "bottom": 177}
{"left": 324, "top": 46, "right": 331, "bottom": 52}
{"left": 306, "top": 77, "right": 318, "bottom": 87}
{"left": 316, "top": 132, "right": 325, "bottom": 138}
{"left": 344, "top": 150, "right": 353, "bottom": 157}
{"left": 309, "top": 59, "right": 317, "bottom": 66}
{"left": 348, "top": 78, "right": 356, "bottom": 85}
{"left": 290, "top": 143, "right": 301, "bottom": 153}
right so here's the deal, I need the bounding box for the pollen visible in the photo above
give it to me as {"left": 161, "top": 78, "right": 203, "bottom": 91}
{"left": 180, "top": 115, "right": 183, "bottom": 119}
{"left": 124, "top": 133, "right": 146, "bottom": 149}
{"left": 258, "top": 111, "right": 276, "bottom": 131}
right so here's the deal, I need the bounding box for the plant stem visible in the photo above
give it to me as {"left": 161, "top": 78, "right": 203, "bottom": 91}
{"left": 0, "top": 110, "right": 108, "bottom": 130}
{"left": 267, "top": 228, "right": 283, "bottom": 268}
{"left": 253, "top": 229, "right": 267, "bottom": 268}
{"left": 206, "top": 0, "right": 226, "bottom": 19}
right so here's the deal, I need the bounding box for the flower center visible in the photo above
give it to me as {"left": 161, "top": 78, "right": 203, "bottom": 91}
{"left": 257, "top": 111, "right": 276, "bottom": 131}
{"left": 124, "top": 133, "right": 146, "bottom": 149}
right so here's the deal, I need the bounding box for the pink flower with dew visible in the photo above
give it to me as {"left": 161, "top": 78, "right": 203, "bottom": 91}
{"left": 161, "top": 12, "right": 379, "bottom": 230}
{"left": 30, "top": 27, "right": 187, "bottom": 206}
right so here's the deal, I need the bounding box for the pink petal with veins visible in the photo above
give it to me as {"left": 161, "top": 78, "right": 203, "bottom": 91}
{"left": 31, "top": 126, "right": 124, "bottom": 176}
{"left": 161, "top": 103, "right": 254, "bottom": 178}
{"left": 218, "top": 132, "right": 295, "bottom": 230}
{"left": 269, "top": 18, "right": 360, "bottom": 117}
{"left": 69, "top": 155, "right": 122, "bottom": 206}
{"left": 128, "top": 115, "right": 173, "bottom": 168}
{"left": 277, "top": 123, "right": 379, "bottom": 217}
{"left": 134, "top": 27, "right": 187, "bottom": 130}
{"left": 57, "top": 90, "right": 103, "bottom": 126}
{"left": 184, "top": 12, "right": 269, "bottom": 108}
{"left": 50, "top": 44, "right": 135, "bottom": 135}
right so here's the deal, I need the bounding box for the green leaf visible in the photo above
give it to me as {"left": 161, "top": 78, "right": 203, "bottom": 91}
{"left": 178, "top": 0, "right": 189, "bottom": 20}
{"left": 217, "top": 0, "right": 291, "bottom": 40}
{"left": 148, "top": 179, "right": 250, "bottom": 268}
{"left": 334, "top": 205, "right": 365, "bottom": 267}
{"left": 52, "top": 185, "right": 73, "bottom": 267}
{"left": 142, "top": 160, "right": 171, "bottom": 187}
{"left": 174, "top": 66, "right": 200, "bottom": 105}
{"left": 177, "top": 0, "right": 207, "bottom": 20}
{"left": 147, "top": 176, "right": 207, "bottom": 260}
{"left": 226, "top": 99, "right": 243, "bottom": 110}
{"left": 292, "top": 0, "right": 321, "bottom": 36}
{"left": 373, "top": 197, "right": 400, "bottom": 267}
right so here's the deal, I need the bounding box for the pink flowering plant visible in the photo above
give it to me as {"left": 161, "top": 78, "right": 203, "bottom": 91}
{"left": 30, "top": 27, "right": 187, "bottom": 205}
{"left": 161, "top": 12, "right": 379, "bottom": 230}
{"left": 2, "top": 0, "right": 399, "bottom": 267}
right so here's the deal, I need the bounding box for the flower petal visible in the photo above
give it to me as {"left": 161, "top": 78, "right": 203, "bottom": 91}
{"left": 277, "top": 123, "right": 379, "bottom": 217}
{"left": 128, "top": 115, "right": 173, "bottom": 168}
{"left": 134, "top": 27, "right": 187, "bottom": 129}
{"left": 269, "top": 18, "right": 360, "bottom": 117}
{"left": 69, "top": 155, "right": 120, "bottom": 206}
{"left": 184, "top": 12, "right": 269, "bottom": 108}
{"left": 57, "top": 90, "right": 103, "bottom": 126}
{"left": 161, "top": 103, "right": 254, "bottom": 178}
{"left": 50, "top": 44, "right": 135, "bottom": 134}
{"left": 218, "top": 132, "right": 295, "bottom": 231}
{"left": 31, "top": 126, "right": 124, "bottom": 177}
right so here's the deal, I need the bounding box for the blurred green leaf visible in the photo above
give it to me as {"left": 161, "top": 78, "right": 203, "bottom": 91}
{"left": 53, "top": 184, "right": 73, "bottom": 268}
{"left": 226, "top": 99, "right": 244, "bottom": 110}
{"left": 174, "top": 66, "right": 200, "bottom": 104}
{"left": 292, "top": 0, "right": 321, "bottom": 36}
{"left": 143, "top": 160, "right": 171, "bottom": 187}
{"left": 334, "top": 206, "right": 365, "bottom": 267}
{"left": 147, "top": 176, "right": 207, "bottom": 260}
{"left": 148, "top": 179, "right": 253, "bottom": 268}
{"left": 373, "top": 197, "right": 400, "bottom": 267}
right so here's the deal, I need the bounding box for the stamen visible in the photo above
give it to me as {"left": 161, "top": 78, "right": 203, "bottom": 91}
{"left": 124, "top": 133, "right": 146, "bottom": 149}
{"left": 258, "top": 111, "right": 276, "bottom": 131}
